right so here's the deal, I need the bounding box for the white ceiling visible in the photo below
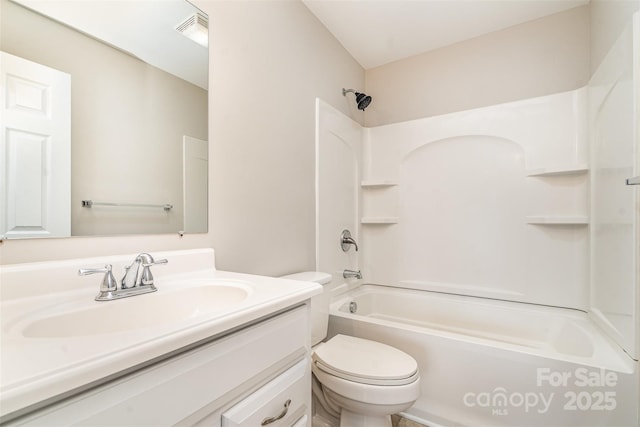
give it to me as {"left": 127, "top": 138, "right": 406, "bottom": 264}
{"left": 15, "top": 0, "right": 588, "bottom": 86}
{"left": 302, "top": 0, "right": 589, "bottom": 69}
{"left": 12, "top": 0, "right": 208, "bottom": 89}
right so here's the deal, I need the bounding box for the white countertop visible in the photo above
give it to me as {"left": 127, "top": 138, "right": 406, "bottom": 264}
{"left": 0, "top": 248, "right": 321, "bottom": 421}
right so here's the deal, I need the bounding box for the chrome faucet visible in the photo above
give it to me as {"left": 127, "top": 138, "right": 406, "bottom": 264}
{"left": 340, "top": 229, "right": 359, "bottom": 252}
{"left": 343, "top": 269, "right": 362, "bottom": 279}
{"left": 80, "top": 253, "right": 167, "bottom": 301}
{"left": 122, "top": 253, "right": 167, "bottom": 289}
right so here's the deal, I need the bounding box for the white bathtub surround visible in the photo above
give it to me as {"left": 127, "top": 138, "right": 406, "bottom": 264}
{"left": 315, "top": 99, "right": 362, "bottom": 283}
{"left": 316, "top": 55, "right": 640, "bottom": 422}
{"left": 588, "top": 12, "right": 640, "bottom": 360}
{"left": 328, "top": 285, "right": 637, "bottom": 426}
{"left": 0, "top": 249, "right": 322, "bottom": 422}
{"left": 360, "top": 88, "right": 589, "bottom": 309}
{"left": 316, "top": 88, "right": 591, "bottom": 307}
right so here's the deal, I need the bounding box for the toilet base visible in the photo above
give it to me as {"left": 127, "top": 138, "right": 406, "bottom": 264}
{"left": 312, "top": 369, "right": 418, "bottom": 427}
{"left": 340, "top": 409, "right": 391, "bottom": 427}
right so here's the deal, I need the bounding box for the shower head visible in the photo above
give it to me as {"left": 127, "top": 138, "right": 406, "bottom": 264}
{"left": 342, "top": 88, "right": 372, "bottom": 111}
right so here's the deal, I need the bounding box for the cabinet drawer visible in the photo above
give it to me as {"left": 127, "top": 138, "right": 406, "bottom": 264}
{"left": 222, "top": 359, "right": 309, "bottom": 427}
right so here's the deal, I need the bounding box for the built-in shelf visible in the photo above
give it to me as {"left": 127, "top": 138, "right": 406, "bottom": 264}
{"left": 526, "top": 165, "right": 589, "bottom": 177}
{"left": 526, "top": 216, "right": 589, "bottom": 225}
{"left": 361, "top": 217, "right": 398, "bottom": 224}
{"left": 360, "top": 180, "right": 398, "bottom": 188}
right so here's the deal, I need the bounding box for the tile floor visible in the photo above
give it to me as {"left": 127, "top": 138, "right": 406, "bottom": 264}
{"left": 391, "top": 414, "right": 429, "bottom": 427}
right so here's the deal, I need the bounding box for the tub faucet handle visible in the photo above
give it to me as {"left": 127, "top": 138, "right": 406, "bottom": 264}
{"left": 340, "top": 229, "right": 359, "bottom": 252}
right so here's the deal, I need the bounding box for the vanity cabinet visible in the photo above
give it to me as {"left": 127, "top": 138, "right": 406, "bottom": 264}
{"left": 5, "top": 305, "right": 311, "bottom": 427}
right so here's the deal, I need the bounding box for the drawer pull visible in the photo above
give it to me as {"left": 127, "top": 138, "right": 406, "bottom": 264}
{"left": 261, "top": 399, "right": 291, "bottom": 425}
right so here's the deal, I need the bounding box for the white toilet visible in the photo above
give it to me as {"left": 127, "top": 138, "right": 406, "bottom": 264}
{"left": 281, "top": 272, "right": 420, "bottom": 427}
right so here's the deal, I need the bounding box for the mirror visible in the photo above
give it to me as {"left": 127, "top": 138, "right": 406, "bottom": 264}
{"left": 0, "top": 0, "right": 208, "bottom": 239}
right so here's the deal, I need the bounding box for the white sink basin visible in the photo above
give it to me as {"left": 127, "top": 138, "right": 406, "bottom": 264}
{"left": 22, "top": 284, "right": 250, "bottom": 338}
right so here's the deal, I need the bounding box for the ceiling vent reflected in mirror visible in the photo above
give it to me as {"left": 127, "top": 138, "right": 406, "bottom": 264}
{"left": 176, "top": 12, "right": 208, "bottom": 48}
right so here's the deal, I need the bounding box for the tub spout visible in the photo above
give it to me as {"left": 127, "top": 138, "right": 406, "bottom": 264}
{"left": 343, "top": 269, "right": 362, "bottom": 279}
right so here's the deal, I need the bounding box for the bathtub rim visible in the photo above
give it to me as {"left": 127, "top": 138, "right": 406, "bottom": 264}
{"left": 329, "top": 283, "right": 635, "bottom": 374}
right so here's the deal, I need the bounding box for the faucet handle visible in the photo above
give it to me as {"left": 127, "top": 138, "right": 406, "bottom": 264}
{"left": 141, "top": 258, "right": 168, "bottom": 268}
{"left": 79, "top": 264, "right": 118, "bottom": 293}
{"left": 340, "top": 229, "right": 359, "bottom": 252}
{"left": 139, "top": 257, "right": 167, "bottom": 286}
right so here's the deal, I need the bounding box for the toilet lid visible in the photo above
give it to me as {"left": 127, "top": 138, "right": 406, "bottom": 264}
{"left": 312, "top": 335, "right": 418, "bottom": 386}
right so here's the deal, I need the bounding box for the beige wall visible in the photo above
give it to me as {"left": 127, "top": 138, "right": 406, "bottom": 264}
{"left": 364, "top": 5, "right": 590, "bottom": 126}
{"left": 0, "top": 0, "right": 364, "bottom": 274}
{"left": 204, "top": 0, "right": 364, "bottom": 275}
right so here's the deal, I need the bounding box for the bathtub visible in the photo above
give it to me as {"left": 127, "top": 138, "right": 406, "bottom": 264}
{"left": 327, "top": 285, "right": 638, "bottom": 427}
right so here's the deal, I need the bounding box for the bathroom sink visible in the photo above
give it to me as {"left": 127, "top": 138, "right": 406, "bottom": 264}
{"left": 21, "top": 284, "right": 250, "bottom": 338}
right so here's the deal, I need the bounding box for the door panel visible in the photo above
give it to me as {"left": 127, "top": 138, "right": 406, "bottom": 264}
{"left": 1, "top": 51, "right": 71, "bottom": 238}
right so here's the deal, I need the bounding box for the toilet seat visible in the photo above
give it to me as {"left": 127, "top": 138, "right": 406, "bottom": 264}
{"left": 312, "top": 334, "right": 418, "bottom": 386}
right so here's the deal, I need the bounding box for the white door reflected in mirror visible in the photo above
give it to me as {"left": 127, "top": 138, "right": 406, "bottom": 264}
{"left": 0, "top": 52, "right": 70, "bottom": 239}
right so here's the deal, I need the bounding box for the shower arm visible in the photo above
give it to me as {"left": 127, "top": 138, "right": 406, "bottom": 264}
{"left": 342, "top": 87, "right": 372, "bottom": 111}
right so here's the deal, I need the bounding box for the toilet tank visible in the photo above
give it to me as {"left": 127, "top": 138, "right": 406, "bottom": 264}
{"left": 280, "top": 272, "right": 332, "bottom": 346}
